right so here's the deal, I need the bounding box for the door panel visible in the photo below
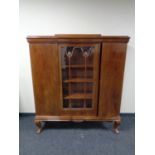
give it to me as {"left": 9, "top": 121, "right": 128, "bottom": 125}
{"left": 29, "top": 43, "right": 61, "bottom": 115}
{"left": 59, "top": 44, "right": 100, "bottom": 116}
{"left": 99, "top": 43, "right": 127, "bottom": 118}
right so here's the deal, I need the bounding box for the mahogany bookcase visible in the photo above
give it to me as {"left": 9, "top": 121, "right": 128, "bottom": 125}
{"left": 27, "top": 34, "right": 130, "bottom": 134}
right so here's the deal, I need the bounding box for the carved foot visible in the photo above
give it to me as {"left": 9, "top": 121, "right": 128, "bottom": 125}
{"left": 113, "top": 120, "right": 121, "bottom": 134}
{"left": 34, "top": 120, "right": 42, "bottom": 134}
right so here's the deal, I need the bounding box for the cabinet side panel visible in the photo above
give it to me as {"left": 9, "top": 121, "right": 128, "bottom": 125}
{"left": 99, "top": 43, "right": 127, "bottom": 117}
{"left": 29, "top": 43, "right": 60, "bottom": 115}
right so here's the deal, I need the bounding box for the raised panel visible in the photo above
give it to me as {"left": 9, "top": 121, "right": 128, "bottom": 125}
{"left": 99, "top": 43, "right": 127, "bottom": 117}
{"left": 29, "top": 43, "right": 61, "bottom": 115}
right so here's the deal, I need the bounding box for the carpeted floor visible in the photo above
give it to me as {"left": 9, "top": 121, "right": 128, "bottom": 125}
{"left": 19, "top": 115, "right": 135, "bottom": 155}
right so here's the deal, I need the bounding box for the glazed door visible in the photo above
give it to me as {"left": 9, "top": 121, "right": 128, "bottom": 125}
{"left": 59, "top": 43, "right": 100, "bottom": 116}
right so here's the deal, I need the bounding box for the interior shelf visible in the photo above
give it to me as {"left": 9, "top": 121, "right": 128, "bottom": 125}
{"left": 63, "top": 78, "right": 93, "bottom": 83}
{"left": 64, "top": 93, "right": 92, "bottom": 99}
{"left": 65, "top": 65, "right": 93, "bottom": 68}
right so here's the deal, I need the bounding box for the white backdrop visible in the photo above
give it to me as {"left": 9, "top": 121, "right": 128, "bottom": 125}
{"left": 19, "top": 0, "right": 135, "bottom": 113}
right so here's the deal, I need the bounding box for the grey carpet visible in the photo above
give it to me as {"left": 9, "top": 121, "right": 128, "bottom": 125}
{"left": 19, "top": 115, "right": 135, "bottom": 155}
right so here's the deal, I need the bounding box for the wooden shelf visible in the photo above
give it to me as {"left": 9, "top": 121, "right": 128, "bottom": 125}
{"left": 65, "top": 65, "right": 93, "bottom": 68}
{"left": 64, "top": 93, "right": 92, "bottom": 99}
{"left": 63, "top": 78, "right": 93, "bottom": 83}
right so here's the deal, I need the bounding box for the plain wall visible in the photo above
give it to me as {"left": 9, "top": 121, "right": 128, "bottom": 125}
{"left": 19, "top": 0, "right": 135, "bottom": 113}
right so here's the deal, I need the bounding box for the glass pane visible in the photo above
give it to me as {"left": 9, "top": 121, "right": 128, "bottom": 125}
{"left": 71, "top": 100, "right": 84, "bottom": 108}
{"left": 63, "top": 100, "right": 69, "bottom": 108}
{"left": 86, "top": 99, "right": 92, "bottom": 108}
{"left": 61, "top": 46, "right": 94, "bottom": 109}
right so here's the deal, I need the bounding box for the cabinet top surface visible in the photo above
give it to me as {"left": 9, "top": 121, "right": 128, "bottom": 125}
{"left": 27, "top": 34, "right": 130, "bottom": 43}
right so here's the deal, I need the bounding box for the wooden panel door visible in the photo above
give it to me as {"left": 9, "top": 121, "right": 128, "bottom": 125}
{"left": 58, "top": 43, "right": 100, "bottom": 116}
{"left": 29, "top": 43, "right": 61, "bottom": 116}
{"left": 99, "top": 42, "right": 127, "bottom": 118}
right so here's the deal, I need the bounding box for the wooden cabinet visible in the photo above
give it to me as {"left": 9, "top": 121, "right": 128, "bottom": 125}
{"left": 27, "top": 34, "right": 130, "bottom": 133}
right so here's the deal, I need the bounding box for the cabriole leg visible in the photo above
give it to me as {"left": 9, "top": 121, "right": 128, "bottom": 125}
{"left": 34, "top": 120, "right": 42, "bottom": 134}
{"left": 113, "top": 120, "right": 121, "bottom": 134}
